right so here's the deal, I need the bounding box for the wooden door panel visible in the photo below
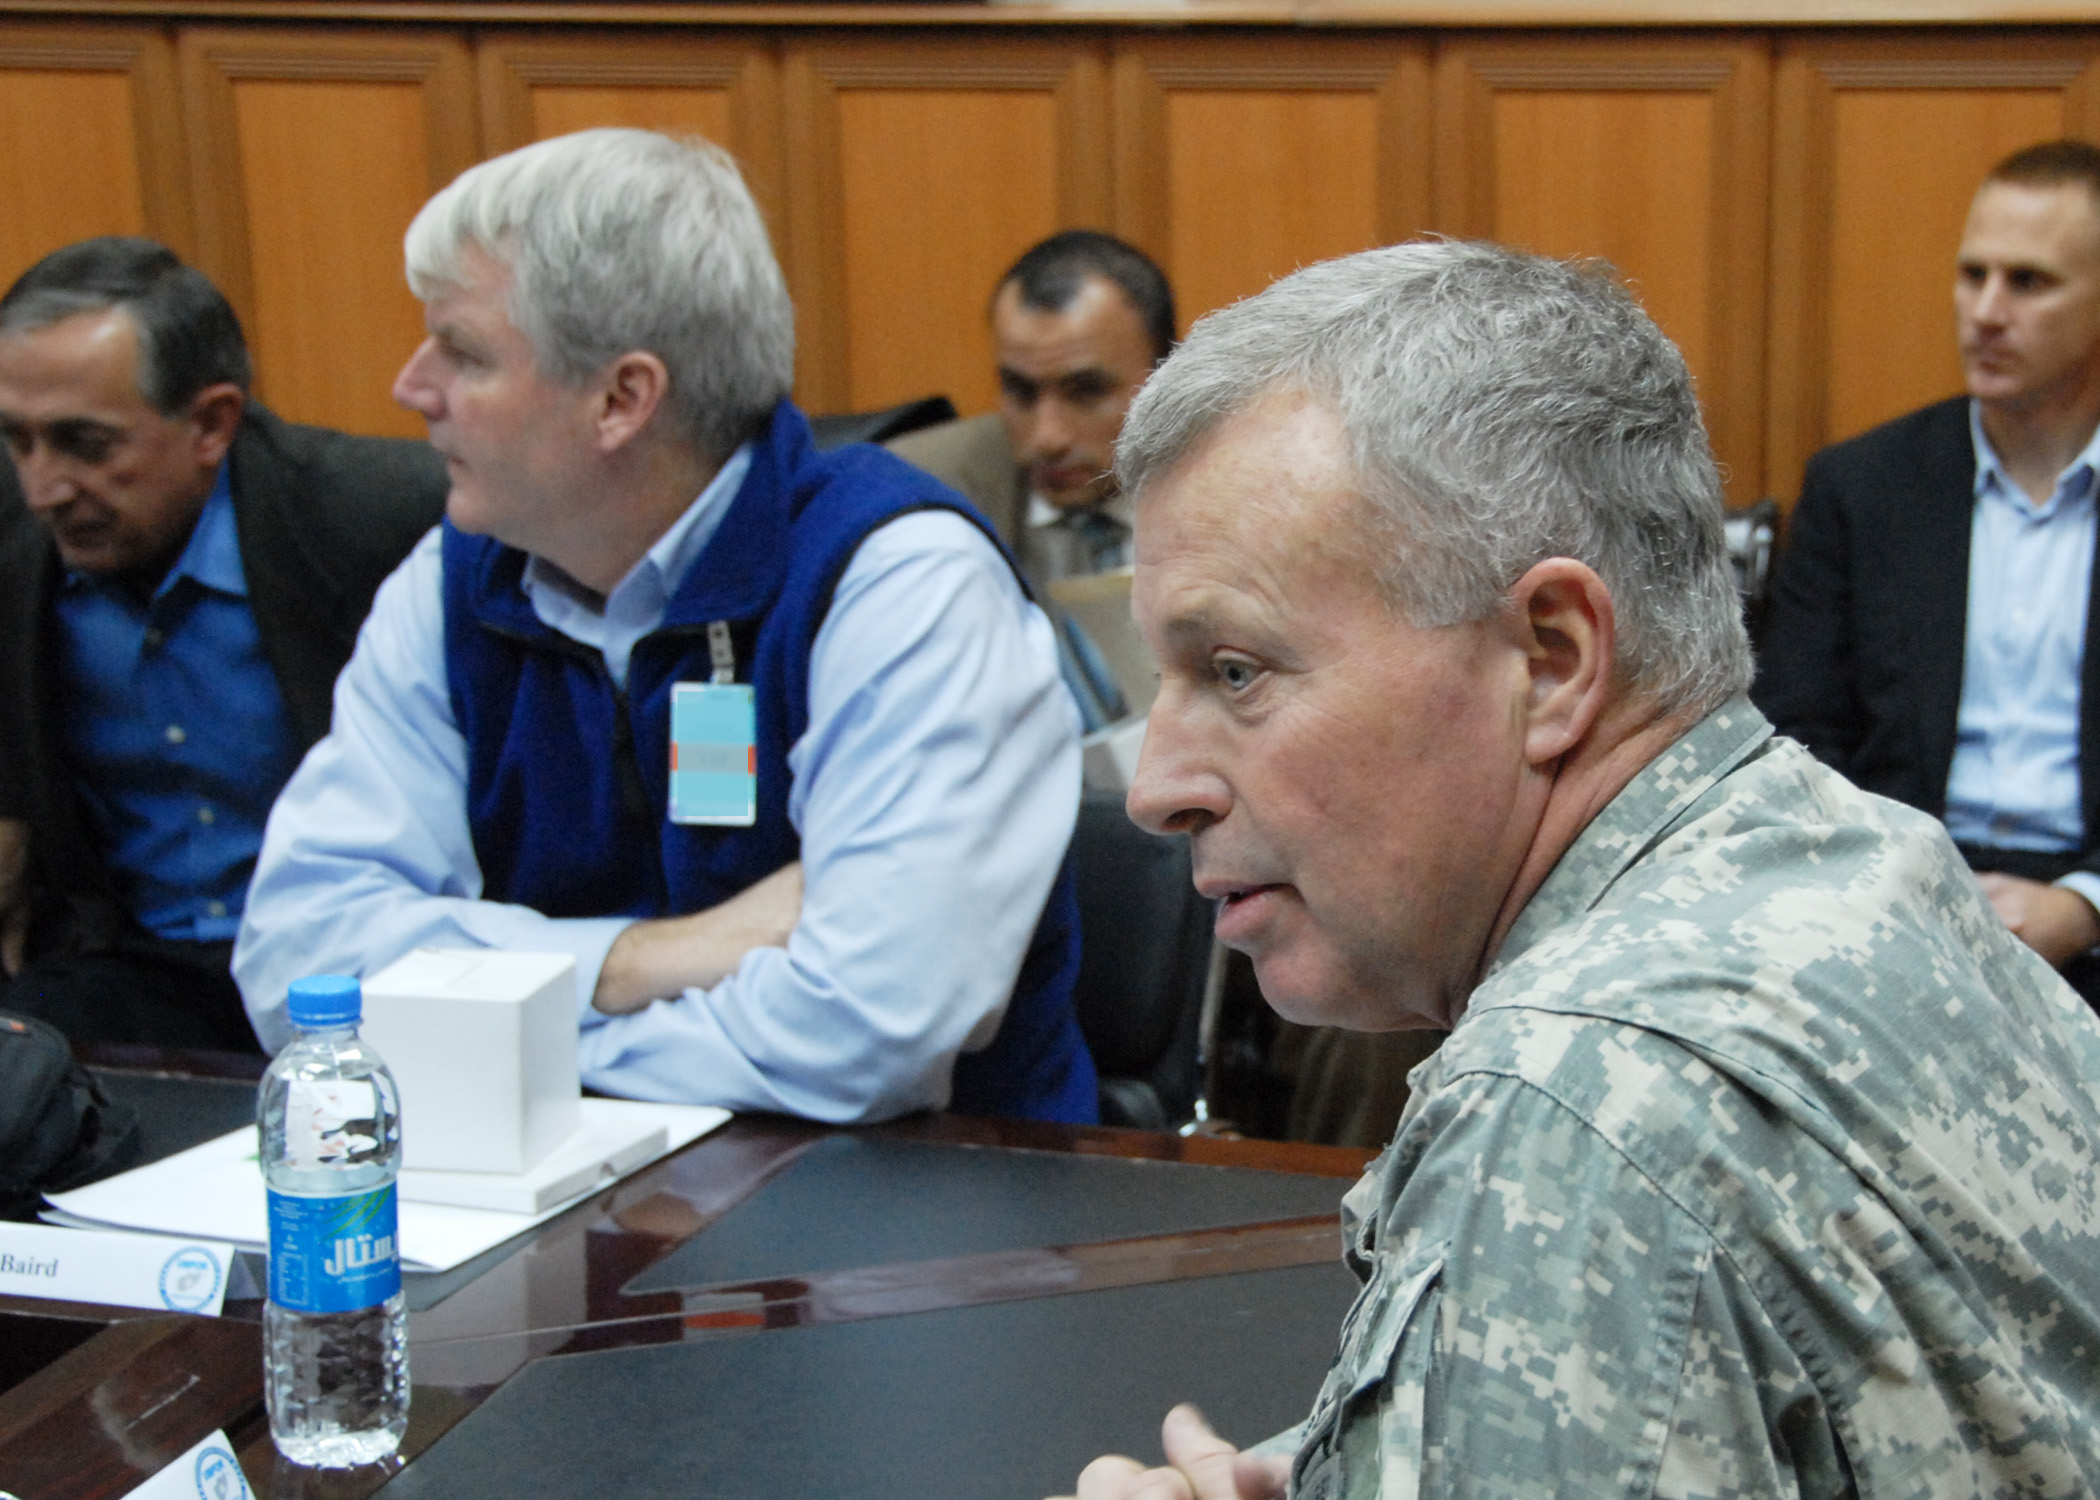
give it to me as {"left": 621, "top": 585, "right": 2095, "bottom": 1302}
{"left": 836, "top": 86, "right": 1063, "bottom": 414}
{"left": 783, "top": 37, "right": 1110, "bottom": 416}
{"left": 1114, "top": 36, "right": 1430, "bottom": 334}
{"left": 1768, "top": 37, "right": 2100, "bottom": 502}
{"left": 179, "top": 28, "right": 478, "bottom": 438}
{"left": 0, "top": 25, "right": 187, "bottom": 289}
{"left": 1437, "top": 36, "right": 1771, "bottom": 500}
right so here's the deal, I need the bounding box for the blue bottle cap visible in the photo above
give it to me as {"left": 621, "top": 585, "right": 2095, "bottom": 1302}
{"left": 286, "top": 974, "right": 362, "bottom": 1029}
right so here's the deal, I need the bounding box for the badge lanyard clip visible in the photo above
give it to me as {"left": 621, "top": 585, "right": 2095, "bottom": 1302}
{"left": 669, "top": 621, "right": 756, "bottom": 826}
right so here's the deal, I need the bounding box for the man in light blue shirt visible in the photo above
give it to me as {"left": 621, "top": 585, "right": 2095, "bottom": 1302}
{"left": 233, "top": 130, "right": 1097, "bottom": 1123}
{"left": 0, "top": 239, "right": 445, "bottom": 1050}
{"left": 1760, "top": 139, "right": 2100, "bottom": 1006}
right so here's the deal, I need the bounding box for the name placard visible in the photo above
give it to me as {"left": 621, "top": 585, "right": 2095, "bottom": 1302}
{"left": 120, "top": 1429, "right": 255, "bottom": 1500}
{"left": 0, "top": 1220, "right": 232, "bottom": 1315}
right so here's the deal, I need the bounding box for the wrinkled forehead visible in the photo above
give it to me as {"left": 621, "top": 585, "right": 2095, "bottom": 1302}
{"left": 0, "top": 305, "right": 153, "bottom": 416}
{"left": 1136, "top": 392, "right": 1381, "bottom": 579}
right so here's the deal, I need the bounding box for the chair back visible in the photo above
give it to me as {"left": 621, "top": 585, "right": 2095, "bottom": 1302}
{"left": 808, "top": 395, "right": 957, "bottom": 451}
{"left": 1070, "top": 790, "right": 1214, "bottom": 1130}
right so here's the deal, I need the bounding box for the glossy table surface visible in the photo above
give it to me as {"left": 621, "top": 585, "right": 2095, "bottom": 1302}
{"left": 0, "top": 1049, "right": 1374, "bottom": 1498}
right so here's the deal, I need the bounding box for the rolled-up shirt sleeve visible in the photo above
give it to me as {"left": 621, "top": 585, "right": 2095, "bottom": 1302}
{"left": 236, "top": 513, "right": 1079, "bottom": 1122}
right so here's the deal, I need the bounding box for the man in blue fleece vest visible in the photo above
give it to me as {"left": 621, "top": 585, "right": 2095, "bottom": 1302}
{"left": 233, "top": 128, "right": 1096, "bottom": 1123}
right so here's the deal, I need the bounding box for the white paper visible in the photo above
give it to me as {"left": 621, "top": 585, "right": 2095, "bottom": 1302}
{"left": 121, "top": 1428, "right": 253, "bottom": 1499}
{"left": 0, "top": 1219, "right": 233, "bottom": 1314}
{"left": 47, "top": 1100, "right": 729, "bottom": 1274}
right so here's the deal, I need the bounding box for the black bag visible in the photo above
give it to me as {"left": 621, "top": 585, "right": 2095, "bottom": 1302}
{"left": 0, "top": 1010, "right": 142, "bottom": 1221}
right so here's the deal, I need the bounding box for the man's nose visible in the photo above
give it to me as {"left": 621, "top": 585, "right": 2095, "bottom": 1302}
{"left": 13, "top": 445, "right": 75, "bottom": 511}
{"left": 1971, "top": 273, "right": 2012, "bottom": 325}
{"left": 393, "top": 340, "right": 442, "bottom": 417}
{"left": 1126, "top": 698, "right": 1229, "bottom": 837}
{"left": 1023, "top": 398, "right": 1075, "bottom": 459}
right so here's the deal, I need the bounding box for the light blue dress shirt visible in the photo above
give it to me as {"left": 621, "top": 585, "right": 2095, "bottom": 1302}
{"left": 233, "top": 452, "right": 1081, "bottom": 1123}
{"left": 54, "top": 462, "right": 300, "bottom": 941}
{"left": 1945, "top": 404, "right": 2100, "bottom": 915}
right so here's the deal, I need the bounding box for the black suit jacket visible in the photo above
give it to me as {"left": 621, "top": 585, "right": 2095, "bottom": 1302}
{"left": 1753, "top": 395, "right": 2100, "bottom": 876}
{"left": 0, "top": 405, "right": 448, "bottom": 951}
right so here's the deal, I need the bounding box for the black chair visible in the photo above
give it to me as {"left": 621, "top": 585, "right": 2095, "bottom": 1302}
{"left": 807, "top": 395, "right": 958, "bottom": 451}
{"left": 1070, "top": 789, "right": 1218, "bottom": 1131}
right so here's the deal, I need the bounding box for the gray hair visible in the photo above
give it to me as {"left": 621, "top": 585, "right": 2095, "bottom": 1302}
{"left": 404, "top": 129, "right": 793, "bottom": 460}
{"left": 1116, "top": 240, "right": 1752, "bottom": 721}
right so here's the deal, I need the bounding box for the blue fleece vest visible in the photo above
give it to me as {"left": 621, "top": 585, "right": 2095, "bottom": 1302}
{"left": 440, "top": 402, "right": 1095, "bottom": 1123}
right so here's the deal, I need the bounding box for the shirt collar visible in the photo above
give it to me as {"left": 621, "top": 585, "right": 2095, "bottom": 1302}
{"left": 1970, "top": 399, "right": 2100, "bottom": 518}
{"left": 522, "top": 441, "right": 755, "bottom": 615}
{"left": 1490, "top": 697, "right": 1774, "bottom": 975}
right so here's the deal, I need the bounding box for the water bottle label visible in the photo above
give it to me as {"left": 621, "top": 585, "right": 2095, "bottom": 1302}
{"left": 266, "top": 1185, "right": 401, "bottom": 1313}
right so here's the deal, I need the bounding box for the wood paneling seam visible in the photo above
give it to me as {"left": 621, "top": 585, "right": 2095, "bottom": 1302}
{"left": 1138, "top": 64, "right": 1401, "bottom": 87}
{"left": 200, "top": 52, "right": 440, "bottom": 82}
{"left": 0, "top": 43, "right": 141, "bottom": 67}
{"left": 1464, "top": 61, "right": 1735, "bottom": 88}
{"left": 498, "top": 59, "right": 746, "bottom": 86}
{"left": 1812, "top": 60, "right": 2087, "bottom": 89}
{"left": 810, "top": 62, "right": 1076, "bottom": 88}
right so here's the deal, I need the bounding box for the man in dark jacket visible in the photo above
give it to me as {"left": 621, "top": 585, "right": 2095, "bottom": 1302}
{"left": 1758, "top": 141, "right": 2100, "bottom": 1006}
{"left": 0, "top": 238, "right": 446, "bottom": 1050}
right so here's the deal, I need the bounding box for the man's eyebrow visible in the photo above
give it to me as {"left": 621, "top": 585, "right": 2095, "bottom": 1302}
{"left": 429, "top": 318, "right": 481, "bottom": 352}
{"left": 1054, "top": 368, "right": 1116, "bottom": 392}
{"left": 1151, "top": 599, "right": 1228, "bottom": 652}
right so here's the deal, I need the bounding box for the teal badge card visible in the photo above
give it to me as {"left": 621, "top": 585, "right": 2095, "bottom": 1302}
{"left": 669, "top": 682, "right": 757, "bottom": 826}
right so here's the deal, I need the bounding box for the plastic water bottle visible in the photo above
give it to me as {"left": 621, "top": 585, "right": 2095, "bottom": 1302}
{"left": 258, "top": 974, "right": 410, "bottom": 1466}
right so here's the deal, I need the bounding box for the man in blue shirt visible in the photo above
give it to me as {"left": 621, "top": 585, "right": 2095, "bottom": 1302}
{"left": 234, "top": 129, "right": 1096, "bottom": 1123}
{"left": 1759, "top": 139, "right": 2100, "bottom": 1006}
{"left": 0, "top": 238, "right": 447, "bottom": 1051}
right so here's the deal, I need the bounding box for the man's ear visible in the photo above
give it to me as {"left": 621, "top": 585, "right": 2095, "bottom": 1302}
{"left": 593, "top": 352, "right": 671, "bottom": 454}
{"left": 187, "top": 383, "right": 245, "bottom": 468}
{"left": 1507, "top": 557, "right": 1615, "bottom": 767}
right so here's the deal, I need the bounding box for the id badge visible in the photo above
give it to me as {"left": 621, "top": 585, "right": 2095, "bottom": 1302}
{"left": 669, "top": 682, "right": 757, "bottom": 826}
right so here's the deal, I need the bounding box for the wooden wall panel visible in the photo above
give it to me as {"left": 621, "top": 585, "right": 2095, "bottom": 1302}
{"left": 179, "top": 28, "right": 478, "bottom": 438}
{"left": 783, "top": 37, "right": 1110, "bottom": 416}
{"left": 474, "top": 35, "right": 784, "bottom": 258}
{"left": 1436, "top": 35, "right": 1771, "bottom": 501}
{"left": 1767, "top": 36, "right": 2100, "bottom": 503}
{"left": 1113, "top": 36, "right": 1430, "bottom": 335}
{"left": 0, "top": 25, "right": 188, "bottom": 289}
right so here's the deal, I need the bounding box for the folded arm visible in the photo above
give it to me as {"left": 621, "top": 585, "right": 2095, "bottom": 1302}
{"left": 573, "top": 511, "right": 1079, "bottom": 1120}
{"left": 236, "top": 515, "right": 1079, "bottom": 1121}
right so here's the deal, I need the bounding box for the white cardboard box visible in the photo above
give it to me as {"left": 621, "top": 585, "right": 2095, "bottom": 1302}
{"left": 361, "top": 950, "right": 579, "bottom": 1175}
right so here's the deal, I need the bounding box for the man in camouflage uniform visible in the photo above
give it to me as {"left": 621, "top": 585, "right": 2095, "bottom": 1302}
{"left": 1058, "top": 242, "right": 2100, "bottom": 1499}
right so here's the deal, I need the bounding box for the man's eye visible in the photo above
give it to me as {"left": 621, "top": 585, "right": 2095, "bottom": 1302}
{"left": 1216, "top": 658, "right": 1258, "bottom": 691}
{"left": 55, "top": 430, "right": 115, "bottom": 463}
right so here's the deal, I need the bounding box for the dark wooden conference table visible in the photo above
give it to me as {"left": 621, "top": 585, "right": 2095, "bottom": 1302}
{"left": 0, "top": 1046, "right": 1375, "bottom": 1500}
